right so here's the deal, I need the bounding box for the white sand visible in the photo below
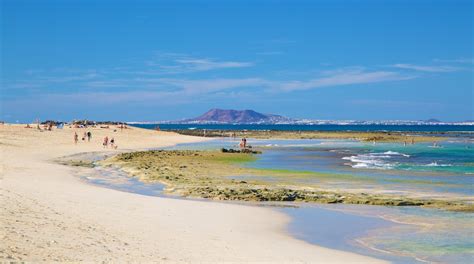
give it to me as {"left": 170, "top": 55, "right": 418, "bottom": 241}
{"left": 0, "top": 124, "right": 386, "bottom": 263}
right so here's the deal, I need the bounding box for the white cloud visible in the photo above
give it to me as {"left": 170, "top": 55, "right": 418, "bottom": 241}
{"left": 85, "top": 67, "right": 413, "bottom": 94}
{"left": 392, "top": 64, "right": 460, "bottom": 72}
{"left": 155, "top": 78, "right": 265, "bottom": 94}
{"left": 352, "top": 99, "right": 444, "bottom": 108}
{"left": 4, "top": 72, "right": 101, "bottom": 90}
{"left": 144, "top": 52, "right": 254, "bottom": 74}
{"left": 7, "top": 66, "right": 416, "bottom": 98}
{"left": 39, "top": 73, "right": 100, "bottom": 82}
{"left": 80, "top": 67, "right": 413, "bottom": 95}
{"left": 274, "top": 68, "right": 414, "bottom": 92}
{"left": 174, "top": 58, "right": 253, "bottom": 71}
{"left": 81, "top": 78, "right": 264, "bottom": 94}
{"left": 432, "top": 58, "right": 474, "bottom": 64}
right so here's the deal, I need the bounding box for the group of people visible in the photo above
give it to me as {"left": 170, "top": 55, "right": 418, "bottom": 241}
{"left": 102, "top": 136, "right": 117, "bottom": 149}
{"left": 73, "top": 131, "right": 117, "bottom": 149}
{"left": 403, "top": 138, "right": 417, "bottom": 146}
{"left": 24, "top": 122, "right": 54, "bottom": 131}
{"left": 239, "top": 138, "right": 247, "bottom": 149}
{"left": 73, "top": 131, "right": 92, "bottom": 144}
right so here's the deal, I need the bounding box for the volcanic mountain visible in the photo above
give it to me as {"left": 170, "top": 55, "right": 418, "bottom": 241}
{"left": 183, "top": 109, "right": 292, "bottom": 124}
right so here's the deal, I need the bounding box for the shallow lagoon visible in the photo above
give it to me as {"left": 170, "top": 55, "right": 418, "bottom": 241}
{"left": 168, "top": 138, "right": 474, "bottom": 263}
{"left": 282, "top": 203, "right": 474, "bottom": 263}
{"left": 170, "top": 138, "right": 473, "bottom": 198}
{"left": 74, "top": 138, "right": 473, "bottom": 263}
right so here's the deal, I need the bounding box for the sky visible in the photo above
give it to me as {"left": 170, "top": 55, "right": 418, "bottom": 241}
{"left": 1, "top": 0, "right": 473, "bottom": 122}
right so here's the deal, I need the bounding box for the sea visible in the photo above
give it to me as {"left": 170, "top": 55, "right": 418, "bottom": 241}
{"left": 132, "top": 123, "right": 474, "bottom": 133}
{"left": 87, "top": 124, "right": 473, "bottom": 263}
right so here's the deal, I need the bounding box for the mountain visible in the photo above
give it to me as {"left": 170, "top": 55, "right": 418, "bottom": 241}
{"left": 182, "top": 109, "right": 292, "bottom": 124}
{"left": 131, "top": 110, "right": 473, "bottom": 125}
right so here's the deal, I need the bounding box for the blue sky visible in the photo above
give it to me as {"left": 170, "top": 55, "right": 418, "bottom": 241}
{"left": 1, "top": 0, "right": 473, "bottom": 122}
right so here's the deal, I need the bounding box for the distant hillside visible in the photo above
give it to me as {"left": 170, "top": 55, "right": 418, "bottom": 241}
{"left": 129, "top": 109, "right": 474, "bottom": 125}
{"left": 181, "top": 109, "right": 292, "bottom": 124}
{"left": 425, "top": 118, "right": 441, "bottom": 123}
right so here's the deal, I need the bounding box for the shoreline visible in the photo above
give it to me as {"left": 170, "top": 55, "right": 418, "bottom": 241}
{"left": 1, "top": 124, "right": 386, "bottom": 262}
{"left": 160, "top": 129, "right": 451, "bottom": 143}
{"left": 57, "top": 138, "right": 474, "bottom": 262}
{"left": 64, "top": 154, "right": 470, "bottom": 264}
{"left": 59, "top": 151, "right": 412, "bottom": 263}
{"left": 96, "top": 149, "right": 473, "bottom": 212}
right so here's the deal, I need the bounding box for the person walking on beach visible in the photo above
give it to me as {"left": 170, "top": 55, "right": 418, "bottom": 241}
{"left": 239, "top": 138, "right": 247, "bottom": 149}
{"left": 110, "top": 137, "right": 115, "bottom": 148}
{"left": 74, "top": 132, "right": 79, "bottom": 144}
{"left": 82, "top": 132, "right": 87, "bottom": 141}
{"left": 103, "top": 136, "right": 109, "bottom": 148}
{"left": 87, "top": 131, "right": 92, "bottom": 142}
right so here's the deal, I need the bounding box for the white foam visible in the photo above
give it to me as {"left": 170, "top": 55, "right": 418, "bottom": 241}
{"left": 382, "top": 151, "right": 410, "bottom": 157}
{"left": 342, "top": 154, "right": 394, "bottom": 170}
{"left": 368, "top": 154, "right": 392, "bottom": 158}
{"left": 424, "top": 162, "right": 452, "bottom": 167}
{"left": 352, "top": 163, "right": 371, "bottom": 168}
{"left": 265, "top": 144, "right": 279, "bottom": 147}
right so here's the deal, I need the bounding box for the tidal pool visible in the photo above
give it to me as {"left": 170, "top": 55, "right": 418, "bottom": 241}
{"left": 167, "top": 138, "right": 474, "bottom": 263}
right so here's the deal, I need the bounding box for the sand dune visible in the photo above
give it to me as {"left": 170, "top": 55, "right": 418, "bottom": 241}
{"left": 0, "top": 124, "right": 385, "bottom": 263}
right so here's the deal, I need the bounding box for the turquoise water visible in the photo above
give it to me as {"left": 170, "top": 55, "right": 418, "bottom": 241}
{"left": 76, "top": 137, "right": 473, "bottom": 263}
{"left": 174, "top": 138, "right": 473, "bottom": 198}
{"left": 282, "top": 204, "right": 474, "bottom": 264}
{"left": 280, "top": 204, "right": 417, "bottom": 263}
{"left": 343, "top": 206, "right": 474, "bottom": 264}
{"left": 253, "top": 139, "right": 474, "bottom": 174}
{"left": 250, "top": 139, "right": 474, "bottom": 263}
{"left": 332, "top": 140, "right": 474, "bottom": 174}
{"left": 167, "top": 138, "right": 474, "bottom": 263}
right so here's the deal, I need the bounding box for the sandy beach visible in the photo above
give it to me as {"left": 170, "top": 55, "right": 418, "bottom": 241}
{"left": 0, "top": 124, "right": 386, "bottom": 262}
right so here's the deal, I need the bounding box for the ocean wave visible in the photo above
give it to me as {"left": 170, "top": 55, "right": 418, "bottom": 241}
{"left": 342, "top": 155, "right": 394, "bottom": 170}
{"left": 424, "top": 162, "right": 453, "bottom": 167}
{"left": 382, "top": 151, "right": 410, "bottom": 157}
{"left": 341, "top": 150, "right": 411, "bottom": 170}
{"left": 351, "top": 163, "right": 393, "bottom": 169}
{"left": 368, "top": 154, "right": 392, "bottom": 158}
